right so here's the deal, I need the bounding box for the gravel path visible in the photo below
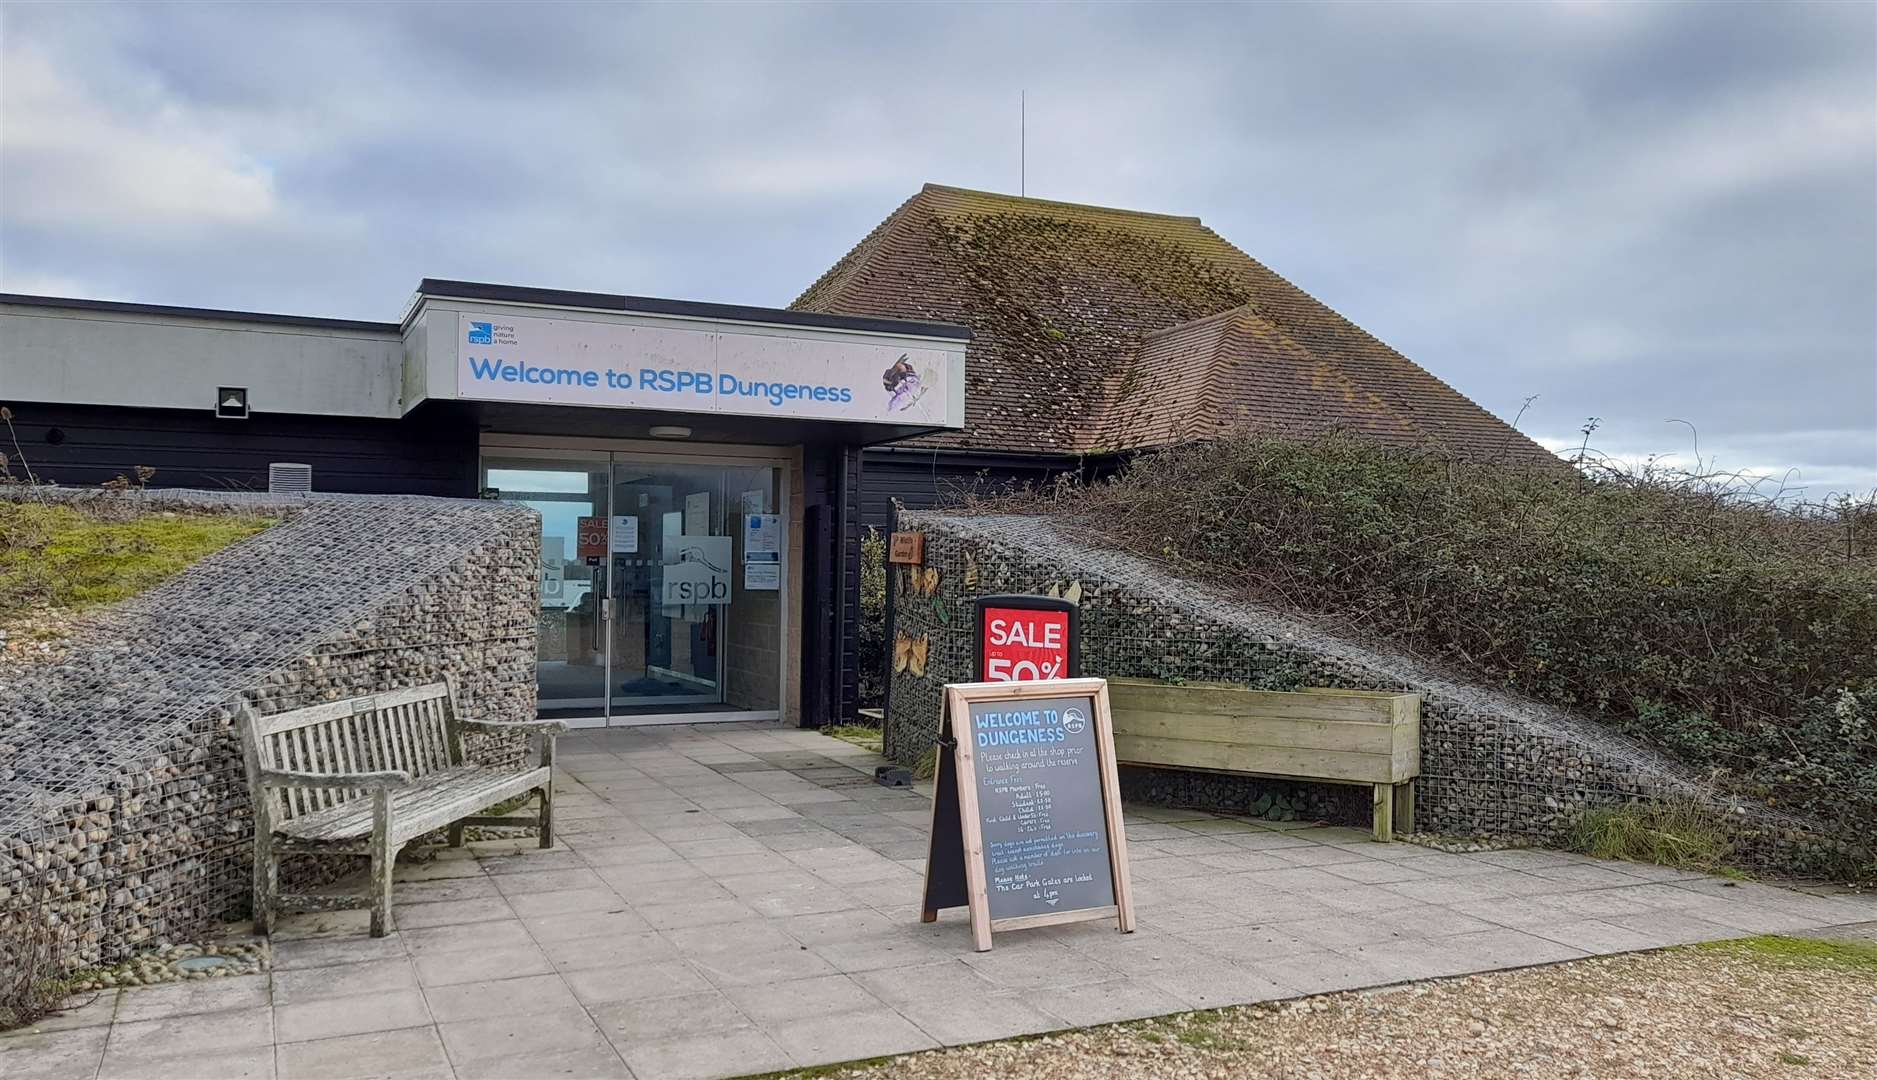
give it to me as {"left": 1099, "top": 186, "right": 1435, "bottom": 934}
{"left": 793, "top": 939, "right": 1877, "bottom": 1080}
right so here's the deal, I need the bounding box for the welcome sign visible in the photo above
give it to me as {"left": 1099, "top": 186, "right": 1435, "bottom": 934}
{"left": 456, "top": 312, "right": 952, "bottom": 426}
{"left": 922, "top": 678, "right": 1136, "bottom": 951}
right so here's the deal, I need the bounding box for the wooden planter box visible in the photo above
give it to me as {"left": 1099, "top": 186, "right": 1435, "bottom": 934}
{"left": 1108, "top": 679, "right": 1421, "bottom": 841}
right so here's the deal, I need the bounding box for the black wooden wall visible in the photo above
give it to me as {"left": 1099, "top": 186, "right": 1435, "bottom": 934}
{"left": 3, "top": 402, "right": 479, "bottom": 497}
{"left": 857, "top": 448, "right": 1082, "bottom": 532}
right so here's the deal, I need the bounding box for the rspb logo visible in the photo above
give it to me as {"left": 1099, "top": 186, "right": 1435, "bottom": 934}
{"left": 466, "top": 322, "right": 494, "bottom": 345}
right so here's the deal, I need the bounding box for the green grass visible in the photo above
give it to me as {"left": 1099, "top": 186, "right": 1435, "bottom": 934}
{"left": 1566, "top": 800, "right": 1735, "bottom": 874}
{"left": 1700, "top": 934, "right": 1877, "bottom": 972}
{"left": 912, "top": 746, "right": 938, "bottom": 781}
{"left": 1, "top": 502, "right": 271, "bottom": 614}
{"left": 822, "top": 725, "right": 884, "bottom": 754}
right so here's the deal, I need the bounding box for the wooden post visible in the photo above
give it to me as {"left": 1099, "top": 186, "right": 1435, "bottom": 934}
{"left": 949, "top": 688, "right": 995, "bottom": 953}
{"left": 238, "top": 705, "right": 278, "bottom": 936}
{"left": 1393, "top": 781, "right": 1415, "bottom": 836}
{"left": 369, "top": 790, "right": 395, "bottom": 937}
{"left": 1371, "top": 783, "right": 1394, "bottom": 842}
{"left": 1091, "top": 681, "right": 1136, "bottom": 934}
{"left": 537, "top": 731, "right": 556, "bottom": 850}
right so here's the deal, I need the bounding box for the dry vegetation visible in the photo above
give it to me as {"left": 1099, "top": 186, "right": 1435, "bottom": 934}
{"left": 979, "top": 435, "right": 1877, "bottom": 873}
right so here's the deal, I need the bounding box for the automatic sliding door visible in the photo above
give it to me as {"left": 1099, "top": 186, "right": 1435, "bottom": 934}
{"left": 482, "top": 459, "right": 611, "bottom": 717}
{"left": 482, "top": 447, "right": 784, "bottom": 724}
{"left": 607, "top": 459, "right": 780, "bottom": 719}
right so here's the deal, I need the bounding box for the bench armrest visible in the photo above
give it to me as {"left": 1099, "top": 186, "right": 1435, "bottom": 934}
{"left": 260, "top": 768, "right": 412, "bottom": 791}
{"left": 459, "top": 718, "right": 570, "bottom": 735}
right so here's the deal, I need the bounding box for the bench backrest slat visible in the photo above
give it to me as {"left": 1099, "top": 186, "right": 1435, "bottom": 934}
{"left": 240, "top": 681, "right": 461, "bottom": 824}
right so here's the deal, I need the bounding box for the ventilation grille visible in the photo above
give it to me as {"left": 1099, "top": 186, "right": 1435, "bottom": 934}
{"left": 267, "top": 463, "right": 313, "bottom": 494}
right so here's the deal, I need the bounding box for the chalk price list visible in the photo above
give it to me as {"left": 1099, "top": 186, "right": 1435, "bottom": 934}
{"left": 971, "top": 700, "right": 1115, "bottom": 914}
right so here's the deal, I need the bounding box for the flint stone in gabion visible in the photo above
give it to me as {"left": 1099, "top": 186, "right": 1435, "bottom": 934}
{"left": 887, "top": 511, "right": 1851, "bottom": 877}
{"left": 0, "top": 489, "right": 539, "bottom": 971}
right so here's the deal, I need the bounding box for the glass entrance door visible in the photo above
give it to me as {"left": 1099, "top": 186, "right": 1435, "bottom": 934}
{"left": 482, "top": 449, "right": 783, "bottom": 725}
{"left": 482, "top": 459, "right": 612, "bottom": 715}
{"left": 608, "top": 460, "right": 781, "bottom": 719}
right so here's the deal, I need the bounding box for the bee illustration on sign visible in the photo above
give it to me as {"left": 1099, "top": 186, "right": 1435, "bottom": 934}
{"left": 882, "top": 354, "right": 929, "bottom": 413}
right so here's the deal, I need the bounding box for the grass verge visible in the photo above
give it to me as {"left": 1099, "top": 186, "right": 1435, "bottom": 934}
{"left": 1566, "top": 799, "right": 1735, "bottom": 873}
{"left": 1701, "top": 934, "right": 1877, "bottom": 972}
{"left": 1, "top": 501, "right": 272, "bottom": 612}
{"left": 823, "top": 725, "right": 884, "bottom": 755}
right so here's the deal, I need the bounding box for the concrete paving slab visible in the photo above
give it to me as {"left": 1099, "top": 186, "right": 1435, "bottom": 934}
{"left": 401, "top": 920, "right": 534, "bottom": 956}
{"left": 452, "top": 1045, "right": 630, "bottom": 1080}
{"left": 766, "top": 1007, "right": 939, "bottom": 1067}
{"left": 589, "top": 990, "right": 750, "bottom": 1045}
{"left": 412, "top": 944, "right": 554, "bottom": 987}
{"left": 24, "top": 721, "right": 1877, "bottom": 1080}
{"left": 0, "top": 1025, "right": 109, "bottom": 1080}
{"left": 99, "top": 1045, "right": 276, "bottom": 1080}
{"left": 273, "top": 989, "right": 432, "bottom": 1044}
{"left": 391, "top": 898, "right": 515, "bottom": 930}
{"left": 108, "top": 1004, "right": 274, "bottom": 1058}
{"left": 437, "top": 1007, "right": 612, "bottom": 1065}
{"left": 719, "top": 973, "right": 885, "bottom": 1025}
{"left": 273, "top": 958, "right": 421, "bottom": 1006}
{"left": 541, "top": 930, "right": 681, "bottom": 973}
{"left": 114, "top": 974, "right": 271, "bottom": 1022}
{"left": 421, "top": 973, "right": 581, "bottom": 1023}
{"left": 274, "top": 1026, "right": 453, "bottom": 1080}
{"left": 614, "top": 1028, "right": 793, "bottom": 1080}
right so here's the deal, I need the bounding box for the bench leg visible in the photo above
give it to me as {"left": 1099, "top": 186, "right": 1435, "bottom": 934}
{"left": 1393, "top": 781, "right": 1416, "bottom": 836}
{"left": 252, "top": 833, "right": 277, "bottom": 936}
{"left": 537, "top": 732, "right": 556, "bottom": 850}
{"left": 369, "top": 792, "right": 396, "bottom": 938}
{"left": 448, "top": 823, "right": 465, "bottom": 848}
{"left": 1371, "top": 783, "right": 1394, "bottom": 843}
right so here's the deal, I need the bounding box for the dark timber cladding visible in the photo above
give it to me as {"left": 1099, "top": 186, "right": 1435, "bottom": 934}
{"left": 8, "top": 403, "right": 478, "bottom": 496}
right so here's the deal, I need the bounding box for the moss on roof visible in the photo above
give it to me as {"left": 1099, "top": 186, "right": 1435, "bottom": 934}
{"left": 794, "top": 184, "right": 1557, "bottom": 466}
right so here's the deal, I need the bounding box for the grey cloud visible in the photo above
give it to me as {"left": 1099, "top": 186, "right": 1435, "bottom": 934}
{"left": 1, "top": 0, "right": 1870, "bottom": 491}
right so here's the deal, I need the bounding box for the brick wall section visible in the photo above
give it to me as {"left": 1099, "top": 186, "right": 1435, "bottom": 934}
{"left": 887, "top": 512, "right": 1862, "bottom": 876}
{"left": 1, "top": 490, "right": 537, "bottom": 970}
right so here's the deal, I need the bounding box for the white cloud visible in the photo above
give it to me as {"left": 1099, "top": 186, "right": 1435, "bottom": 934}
{"left": 0, "top": 46, "right": 278, "bottom": 233}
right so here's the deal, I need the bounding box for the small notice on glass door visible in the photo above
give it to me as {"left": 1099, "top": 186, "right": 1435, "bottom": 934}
{"left": 744, "top": 514, "right": 780, "bottom": 557}
{"left": 745, "top": 561, "right": 779, "bottom": 590}
{"left": 609, "top": 515, "right": 638, "bottom": 554}
{"left": 743, "top": 513, "right": 780, "bottom": 591}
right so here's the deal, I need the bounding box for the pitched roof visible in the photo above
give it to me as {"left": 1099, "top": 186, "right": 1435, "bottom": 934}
{"left": 792, "top": 183, "right": 1557, "bottom": 465}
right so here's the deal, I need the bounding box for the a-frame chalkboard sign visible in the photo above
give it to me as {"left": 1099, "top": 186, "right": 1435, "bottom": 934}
{"left": 920, "top": 678, "right": 1136, "bottom": 951}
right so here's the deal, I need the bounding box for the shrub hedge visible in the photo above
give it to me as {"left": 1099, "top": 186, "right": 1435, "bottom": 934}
{"left": 1021, "top": 435, "right": 1877, "bottom": 849}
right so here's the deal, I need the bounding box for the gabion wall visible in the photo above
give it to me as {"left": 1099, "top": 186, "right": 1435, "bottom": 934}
{"left": 889, "top": 512, "right": 1858, "bottom": 875}
{"left": 0, "top": 489, "right": 537, "bottom": 969}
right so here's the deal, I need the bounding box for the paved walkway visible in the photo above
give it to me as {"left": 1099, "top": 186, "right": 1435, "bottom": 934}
{"left": 11, "top": 722, "right": 1877, "bottom": 1080}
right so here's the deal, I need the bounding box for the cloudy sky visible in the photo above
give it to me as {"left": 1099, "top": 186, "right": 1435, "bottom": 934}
{"left": 3, "top": 2, "right": 1873, "bottom": 495}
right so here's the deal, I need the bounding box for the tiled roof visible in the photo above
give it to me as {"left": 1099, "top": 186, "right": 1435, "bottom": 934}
{"left": 792, "top": 184, "right": 1558, "bottom": 465}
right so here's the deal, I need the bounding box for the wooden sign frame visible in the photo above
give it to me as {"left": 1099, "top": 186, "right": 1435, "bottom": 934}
{"left": 888, "top": 531, "right": 925, "bottom": 565}
{"left": 920, "top": 677, "right": 1136, "bottom": 951}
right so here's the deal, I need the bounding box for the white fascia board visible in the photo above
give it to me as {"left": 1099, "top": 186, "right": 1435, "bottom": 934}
{"left": 402, "top": 294, "right": 968, "bottom": 428}
{"left": 0, "top": 303, "right": 402, "bottom": 419}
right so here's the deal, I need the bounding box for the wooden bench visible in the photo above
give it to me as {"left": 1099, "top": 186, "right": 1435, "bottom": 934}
{"left": 237, "top": 680, "right": 566, "bottom": 936}
{"left": 1108, "top": 678, "right": 1421, "bottom": 841}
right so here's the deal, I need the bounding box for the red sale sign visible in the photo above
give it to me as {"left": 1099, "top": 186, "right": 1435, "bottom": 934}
{"left": 979, "top": 606, "right": 1072, "bottom": 682}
